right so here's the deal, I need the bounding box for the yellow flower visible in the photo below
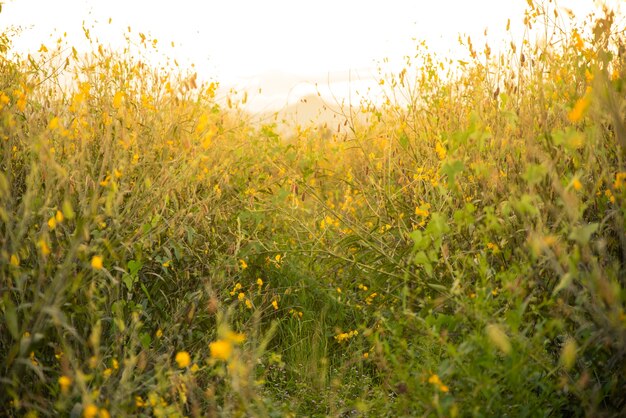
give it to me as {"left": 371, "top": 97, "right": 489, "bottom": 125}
{"left": 99, "top": 409, "right": 110, "bottom": 418}
{"left": 335, "top": 330, "right": 358, "bottom": 343}
{"left": 428, "top": 374, "right": 442, "bottom": 385}
{"left": 568, "top": 88, "right": 592, "bottom": 122}
{"left": 190, "top": 363, "right": 200, "bottom": 373}
{"left": 103, "top": 368, "right": 112, "bottom": 378}
{"left": 10, "top": 254, "right": 19, "bottom": 266}
{"left": 55, "top": 210, "right": 64, "bottom": 222}
{"left": 175, "top": 351, "right": 191, "bottom": 368}
{"left": 38, "top": 239, "right": 51, "bottom": 256}
{"left": 0, "top": 92, "right": 9, "bottom": 108}
{"left": 91, "top": 255, "right": 103, "bottom": 270}
{"left": 271, "top": 300, "right": 278, "bottom": 310}
{"left": 83, "top": 404, "right": 98, "bottom": 418}
{"left": 225, "top": 331, "right": 246, "bottom": 344}
{"left": 365, "top": 293, "right": 377, "bottom": 305}
{"left": 156, "top": 328, "right": 163, "bottom": 338}
{"left": 256, "top": 278, "right": 263, "bottom": 287}
{"left": 209, "top": 339, "right": 233, "bottom": 360}
{"left": 605, "top": 189, "right": 616, "bottom": 203}
{"left": 112, "top": 358, "right": 119, "bottom": 370}
{"left": 289, "top": 308, "right": 303, "bottom": 318}
{"left": 572, "top": 30, "right": 584, "bottom": 51}
{"left": 58, "top": 375, "right": 72, "bottom": 394}
{"left": 16, "top": 90, "right": 27, "bottom": 111}
{"left": 486, "top": 242, "right": 500, "bottom": 253}
{"left": 614, "top": 172, "right": 626, "bottom": 190}
{"left": 113, "top": 91, "right": 123, "bottom": 109}
{"left": 435, "top": 142, "right": 447, "bottom": 160}
{"left": 415, "top": 204, "right": 430, "bottom": 218}
{"left": 239, "top": 259, "right": 248, "bottom": 269}
{"left": 48, "top": 216, "right": 57, "bottom": 230}
{"left": 88, "top": 356, "right": 98, "bottom": 369}
{"left": 238, "top": 292, "right": 245, "bottom": 301}
{"left": 48, "top": 117, "right": 59, "bottom": 130}
{"left": 572, "top": 178, "right": 582, "bottom": 191}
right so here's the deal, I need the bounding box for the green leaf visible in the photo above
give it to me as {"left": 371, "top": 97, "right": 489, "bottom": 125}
{"left": 3, "top": 294, "right": 19, "bottom": 339}
{"left": 62, "top": 199, "right": 75, "bottom": 220}
{"left": 0, "top": 171, "right": 9, "bottom": 198}
{"left": 410, "top": 230, "right": 429, "bottom": 251}
{"left": 122, "top": 274, "right": 137, "bottom": 291}
{"left": 569, "top": 223, "right": 599, "bottom": 245}
{"left": 427, "top": 283, "right": 448, "bottom": 293}
{"left": 127, "top": 259, "right": 142, "bottom": 276}
{"left": 414, "top": 251, "right": 433, "bottom": 276}
{"left": 398, "top": 132, "right": 409, "bottom": 149}
{"left": 553, "top": 127, "right": 584, "bottom": 152}
{"left": 414, "top": 251, "right": 430, "bottom": 265}
{"left": 425, "top": 213, "right": 450, "bottom": 238}
{"left": 454, "top": 203, "right": 476, "bottom": 227}
{"left": 139, "top": 332, "right": 152, "bottom": 349}
{"left": 440, "top": 160, "right": 464, "bottom": 188}
{"left": 513, "top": 194, "right": 539, "bottom": 216}
{"left": 523, "top": 163, "right": 547, "bottom": 186}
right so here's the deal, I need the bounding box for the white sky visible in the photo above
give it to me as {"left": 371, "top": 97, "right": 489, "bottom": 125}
{"left": 0, "top": 0, "right": 619, "bottom": 110}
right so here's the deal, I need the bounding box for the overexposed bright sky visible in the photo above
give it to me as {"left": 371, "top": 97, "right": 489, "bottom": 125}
{"left": 0, "top": 0, "right": 618, "bottom": 110}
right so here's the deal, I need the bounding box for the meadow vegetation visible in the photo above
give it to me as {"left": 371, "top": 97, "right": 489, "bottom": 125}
{"left": 1, "top": 1, "right": 625, "bottom": 416}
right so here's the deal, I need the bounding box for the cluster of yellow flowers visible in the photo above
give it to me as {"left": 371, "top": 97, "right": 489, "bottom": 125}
{"left": 414, "top": 203, "right": 430, "bottom": 218}
{"left": 335, "top": 329, "right": 358, "bottom": 343}
{"left": 428, "top": 374, "right": 449, "bottom": 392}
{"left": 486, "top": 242, "right": 500, "bottom": 254}
{"left": 568, "top": 86, "right": 592, "bottom": 123}
{"left": 435, "top": 142, "right": 447, "bottom": 160}
{"left": 229, "top": 282, "right": 243, "bottom": 296}
{"left": 82, "top": 404, "right": 110, "bottom": 418}
{"left": 320, "top": 215, "right": 341, "bottom": 230}
{"left": 209, "top": 331, "right": 245, "bottom": 361}
{"left": 614, "top": 172, "right": 626, "bottom": 190}
{"left": 365, "top": 292, "right": 378, "bottom": 305}
{"left": 288, "top": 308, "right": 303, "bottom": 318}
{"left": 415, "top": 202, "right": 431, "bottom": 227}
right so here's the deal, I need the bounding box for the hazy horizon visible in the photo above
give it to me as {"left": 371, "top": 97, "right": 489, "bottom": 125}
{"left": 0, "top": 0, "right": 618, "bottom": 111}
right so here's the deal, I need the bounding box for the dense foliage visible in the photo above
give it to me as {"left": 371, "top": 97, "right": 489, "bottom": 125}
{"left": 1, "top": 2, "right": 625, "bottom": 417}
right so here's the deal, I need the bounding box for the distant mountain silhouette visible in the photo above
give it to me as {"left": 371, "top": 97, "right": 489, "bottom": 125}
{"left": 252, "top": 93, "right": 368, "bottom": 138}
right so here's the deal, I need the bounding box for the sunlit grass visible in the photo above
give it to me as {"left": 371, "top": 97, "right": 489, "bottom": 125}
{"left": 1, "top": 2, "right": 625, "bottom": 417}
